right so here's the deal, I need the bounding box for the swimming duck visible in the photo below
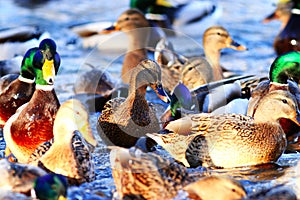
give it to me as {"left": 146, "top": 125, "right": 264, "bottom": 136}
{"left": 130, "top": 0, "right": 222, "bottom": 36}
{"left": 181, "top": 26, "right": 247, "bottom": 89}
{"left": 97, "top": 59, "right": 169, "bottom": 148}
{"left": 109, "top": 146, "right": 193, "bottom": 200}
{"left": 28, "top": 99, "right": 96, "bottom": 185}
{"left": 4, "top": 38, "right": 61, "bottom": 163}
{"left": 101, "top": 9, "right": 165, "bottom": 84}
{"left": 148, "top": 89, "right": 300, "bottom": 168}
{"left": 265, "top": 0, "right": 300, "bottom": 55}
{"left": 183, "top": 176, "right": 247, "bottom": 200}
{"left": 0, "top": 159, "right": 68, "bottom": 200}
{"left": 0, "top": 25, "right": 50, "bottom": 60}
{"left": 0, "top": 38, "right": 60, "bottom": 128}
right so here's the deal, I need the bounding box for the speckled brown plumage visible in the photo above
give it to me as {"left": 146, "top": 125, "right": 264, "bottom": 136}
{"left": 110, "top": 147, "right": 193, "bottom": 200}
{"left": 97, "top": 59, "right": 168, "bottom": 148}
{"left": 148, "top": 90, "right": 300, "bottom": 168}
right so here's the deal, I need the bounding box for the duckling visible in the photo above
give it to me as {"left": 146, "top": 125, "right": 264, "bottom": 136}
{"left": 148, "top": 89, "right": 300, "bottom": 168}
{"left": 269, "top": 0, "right": 300, "bottom": 55}
{"left": 101, "top": 9, "right": 164, "bottom": 84}
{"left": 0, "top": 38, "right": 60, "bottom": 128}
{"left": 4, "top": 38, "right": 61, "bottom": 163}
{"left": 183, "top": 176, "right": 247, "bottom": 200}
{"left": 0, "top": 159, "right": 68, "bottom": 200}
{"left": 28, "top": 99, "right": 96, "bottom": 185}
{"left": 181, "top": 26, "right": 247, "bottom": 89}
{"left": 109, "top": 146, "right": 193, "bottom": 200}
{"left": 97, "top": 59, "right": 169, "bottom": 148}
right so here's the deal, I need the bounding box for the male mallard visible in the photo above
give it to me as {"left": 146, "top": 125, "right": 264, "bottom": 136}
{"left": 4, "top": 38, "right": 61, "bottom": 163}
{"left": 264, "top": 0, "right": 300, "bottom": 55}
{"left": 109, "top": 146, "right": 192, "bottom": 200}
{"left": 0, "top": 38, "right": 60, "bottom": 128}
{"left": 147, "top": 89, "right": 300, "bottom": 168}
{"left": 0, "top": 159, "right": 67, "bottom": 200}
{"left": 97, "top": 59, "right": 169, "bottom": 148}
{"left": 181, "top": 26, "right": 247, "bottom": 90}
{"left": 28, "top": 99, "right": 96, "bottom": 185}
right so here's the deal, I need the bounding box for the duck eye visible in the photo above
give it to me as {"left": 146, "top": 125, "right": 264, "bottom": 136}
{"left": 124, "top": 17, "right": 129, "bottom": 21}
{"left": 282, "top": 99, "right": 288, "bottom": 104}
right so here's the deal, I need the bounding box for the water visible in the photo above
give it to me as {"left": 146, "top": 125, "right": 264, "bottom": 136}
{"left": 1, "top": 0, "right": 300, "bottom": 199}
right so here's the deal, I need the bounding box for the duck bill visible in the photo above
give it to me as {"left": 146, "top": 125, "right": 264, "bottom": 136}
{"left": 263, "top": 12, "right": 277, "bottom": 23}
{"left": 99, "top": 23, "right": 121, "bottom": 34}
{"left": 42, "top": 59, "right": 55, "bottom": 85}
{"left": 228, "top": 39, "right": 247, "bottom": 51}
{"left": 151, "top": 83, "right": 170, "bottom": 103}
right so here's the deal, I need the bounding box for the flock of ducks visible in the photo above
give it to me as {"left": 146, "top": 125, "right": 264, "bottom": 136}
{"left": 1, "top": 0, "right": 300, "bottom": 199}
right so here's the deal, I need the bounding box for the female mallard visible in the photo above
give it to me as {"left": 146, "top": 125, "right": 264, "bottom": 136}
{"left": 0, "top": 159, "right": 68, "bottom": 200}
{"left": 110, "top": 146, "right": 246, "bottom": 200}
{"left": 97, "top": 59, "right": 169, "bottom": 148}
{"left": 180, "top": 26, "right": 247, "bottom": 90}
{"left": 109, "top": 146, "right": 192, "bottom": 200}
{"left": 4, "top": 38, "right": 61, "bottom": 163}
{"left": 264, "top": 0, "right": 300, "bottom": 55}
{"left": 28, "top": 99, "right": 96, "bottom": 185}
{"left": 148, "top": 89, "right": 300, "bottom": 168}
{"left": 101, "top": 9, "right": 163, "bottom": 84}
{"left": 0, "top": 38, "right": 60, "bottom": 128}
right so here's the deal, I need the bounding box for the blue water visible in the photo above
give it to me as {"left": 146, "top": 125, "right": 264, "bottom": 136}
{"left": 1, "top": 0, "right": 300, "bottom": 199}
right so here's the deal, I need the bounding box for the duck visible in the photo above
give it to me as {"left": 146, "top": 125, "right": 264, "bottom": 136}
{"left": 0, "top": 159, "right": 68, "bottom": 200}
{"left": 28, "top": 99, "right": 96, "bottom": 185}
{"left": 0, "top": 38, "right": 60, "bottom": 128}
{"left": 130, "top": 0, "right": 222, "bottom": 36}
{"left": 109, "top": 146, "right": 193, "bottom": 200}
{"left": 181, "top": 26, "right": 247, "bottom": 90}
{"left": 97, "top": 59, "right": 169, "bottom": 149}
{"left": 0, "top": 25, "right": 50, "bottom": 60}
{"left": 101, "top": 9, "right": 166, "bottom": 84}
{"left": 110, "top": 146, "right": 247, "bottom": 200}
{"left": 264, "top": 0, "right": 300, "bottom": 55}
{"left": 3, "top": 38, "right": 61, "bottom": 163}
{"left": 147, "top": 89, "right": 300, "bottom": 168}
{"left": 183, "top": 176, "right": 247, "bottom": 200}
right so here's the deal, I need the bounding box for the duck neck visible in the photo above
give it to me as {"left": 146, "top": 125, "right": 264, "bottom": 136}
{"left": 203, "top": 46, "right": 223, "bottom": 80}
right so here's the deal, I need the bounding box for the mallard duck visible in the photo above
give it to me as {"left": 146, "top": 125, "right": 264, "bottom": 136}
{"left": 28, "top": 99, "right": 96, "bottom": 185}
{"left": 0, "top": 25, "right": 50, "bottom": 60}
{"left": 264, "top": 0, "right": 300, "bottom": 55}
{"left": 101, "top": 9, "right": 164, "bottom": 84}
{"left": 109, "top": 146, "right": 192, "bottom": 200}
{"left": 181, "top": 26, "right": 247, "bottom": 89}
{"left": 148, "top": 89, "right": 300, "bottom": 168}
{"left": 0, "top": 38, "right": 60, "bottom": 128}
{"left": 97, "top": 59, "right": 169, "bottom": 148}
{"left": 0, "top": 159, "right": 68, "bottom": 200}
{"left": 4, "top": 38, "right": 61, "bottom": 163}
{"left": 130, "top": 0, "right": 222, "bottom": 36}
{"left": 183, "top": 176, "right": 247, "bottom": 200}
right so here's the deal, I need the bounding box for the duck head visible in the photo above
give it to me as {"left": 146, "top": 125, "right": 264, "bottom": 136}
{"left": 203, "top": 26, "right": 247, "bottom": 52}
{"left": 170, "top": 82, "right": 194, "bottom": 116}
{"left": 269, "top": 51, "right": 300, "bottom": 84}
{"left": 253, "top": 89, "right": 300, "bottom": 127}
{"left": 101, "top": 9, "right": 150, "bottom": 33}
{"left": 32, "top": 39, "right": 60, "bottom": 86}
{"left": 130, "top": 59, "right": 170, "bottom": 103}
{"left": 32, "top": 173, "right": 68, "bottom": 200}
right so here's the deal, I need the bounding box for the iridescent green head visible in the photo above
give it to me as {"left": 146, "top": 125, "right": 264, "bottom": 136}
{"left": 170, "top": 82, "right": 194, "bottom": 116}
{"left": 33, "top": 173, "right": 68, "bottom": 200}
{"left": 20, "top": 38, "right": 60, "bottom": 85}
{"left": 269, "top": 51, "right": 300, "bottom": 83}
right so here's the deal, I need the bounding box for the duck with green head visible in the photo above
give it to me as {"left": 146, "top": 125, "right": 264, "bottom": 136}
{"left": 0, "top": 39, "right": 60, "bottom": 128}
{"left": 4, "top": 38, "right": 61, "bottom": 163}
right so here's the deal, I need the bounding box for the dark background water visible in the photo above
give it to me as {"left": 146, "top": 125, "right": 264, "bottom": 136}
{"left": 1, "top": 0, "right": 300, "bottom": 199}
